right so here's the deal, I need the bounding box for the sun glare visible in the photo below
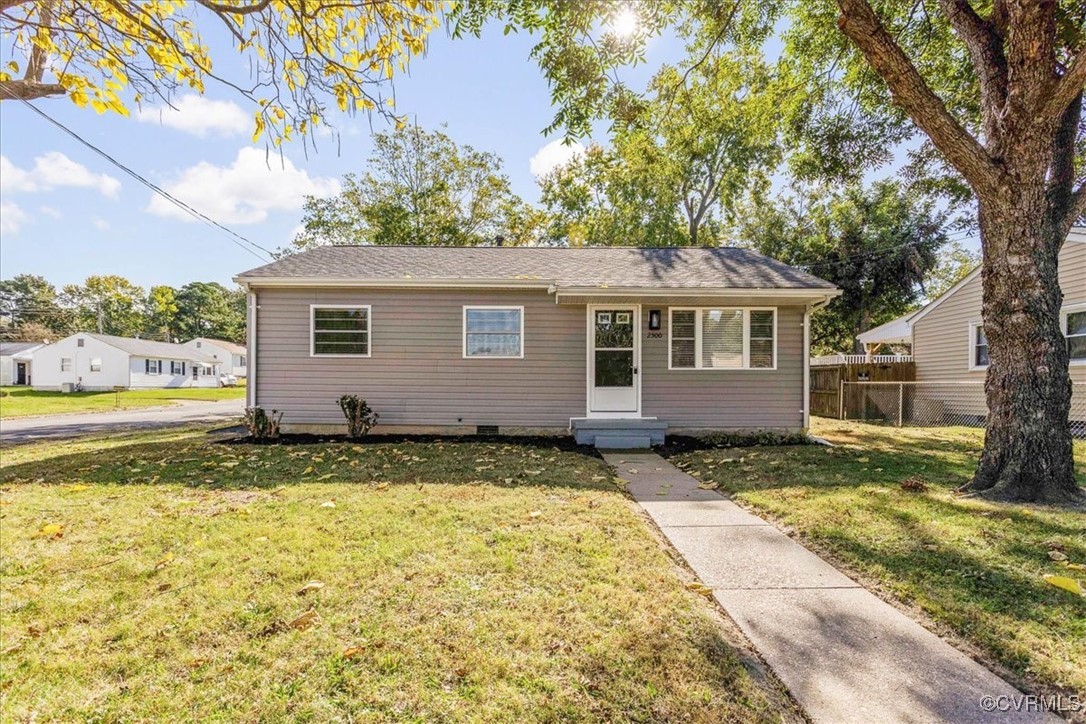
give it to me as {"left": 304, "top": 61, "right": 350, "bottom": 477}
{"left": 610, "top": 6, "right": 639, "bottom": 38}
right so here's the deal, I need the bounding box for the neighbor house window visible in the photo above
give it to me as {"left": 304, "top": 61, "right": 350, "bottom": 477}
{"left": 311, "top": 305, "right": 370, "bottom": 356}
{"left": 1060, "top": 306, "right": 1086, "bottom": 363}
{"left": 239, "top": 356, "right": 246, "bottom": 366}
{"left": 669, "top": 308, "right": 776, "bottom": 370}
{"left": 196, "top": 341, "right": 202, "bottom": 348}
{"left": 463, "top": 306, "right": 524, "bottom": 358}
{"left": 970, "top": 323, "right": 989, "bottom": 369}
{"left": 90, "top": 358, "right": 102, "bottom": 372}
{"left": 146, "top": 359, "right": 162, "bottom": 374}
{"left": 77, "top": 338, "right": 84, "bottom": 348}
{"left": 170, "top": 361, "right": 185, "bottom": 375}
{"left": 60, "top": 358, "right": 72, "bottom": 372}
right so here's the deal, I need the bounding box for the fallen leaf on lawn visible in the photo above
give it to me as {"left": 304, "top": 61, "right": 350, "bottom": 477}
{"left": 529, "top": 510, "right": 542, "bottom": 518}
{"left": 627, "top": 468, "right": 639, "bottom": 474}
{"left": 297, "top": 581, "right": 325, "bottom": 596}
{"left": 342, "top": 645, "right": 365, "bottom": 659}
{"left": 1042, "top": 574, "right": 1085, "bottom": 597}
{"left": 523, "top": 470, "right": 543, "bottom": 476}
{"left": 187, "top": 658, "right": 209, "bottom": 669}
{"left": 220, "top": 461, "right": 239, "bottom": 468}
{"left": 155, "top": 552, "right": 174, "bottom": 570}
{"left": 320, "top": 501, "right": 336, "bottom": 508}
{"left": 270, "top": 486, "right": 287, "bottom": 495}
{"left": 316, "top": 474, "right": 334, "bottom": 481}
{"left": 590, "top": 475, "right": 606, "bottom": 482}
{"left": 33, "top": 523, "right": 63, "bottom": 539}
{"left": 289, "top": 609, "right": 321, "bottom": 631}
{"left": 855, "top": 457, "right": 870, "bottom": 464}
{"left": 64, "top": 484, "right": 90, "bottom": 492}
{"left": 697, "top": 481, "right": 719, "bottom": 490}
{"left": 685, "top": 582, "right": 713, "bottom": 598}
{"left": 1064, "top": 562, "right": 1086, "bottom": 571}
{"left": 1047, "top": 550, "right": 1069, "bottom": 561}
{"left": 157, "top": 583, "right": 172, "bottom": 592}
{"left": 375, "top": 482, "right": 389, "bottom": 491}
{"left": 612, "top": 477, "right": 629, "bottom": 488}
{"left": 351, "top": 446, "right": 364, "bottom": 453}
{"left": 27, "top": 624, "right": 43, "bottom": 638}
{"left": 303, "top": 466, "right": 314, "bottom": 475}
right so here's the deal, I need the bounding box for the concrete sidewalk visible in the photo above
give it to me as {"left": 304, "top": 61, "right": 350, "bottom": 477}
{"left": 603, "top": 451, "right": 1056, "bottom": 724}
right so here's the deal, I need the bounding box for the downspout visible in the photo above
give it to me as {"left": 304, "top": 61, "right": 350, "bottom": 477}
{"left": 245, "top": 284, "right": 257, "bottom": 410}
{"left": 803, "top": 296, "right": 834, "bottom": 430}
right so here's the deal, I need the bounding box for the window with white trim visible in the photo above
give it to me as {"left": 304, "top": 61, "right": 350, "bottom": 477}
{"left": 463, "top": 306, "right": 523, "bottom": 358}
{"left": 90, "top": 358, "right": 102, "bottom": 372}
{"left": 60, "top": 358, "right": 72, "bottom": 372}
{"left": 146, "top": 359, "right": 162, "bottom": 374}
{"left": 669, "top": 308, "right": 776, "bottom": 369}
{"left": 970, "top": 324, "right": 989, "bottom": 369}
{"left": 311, "top": 306, "right": 370, "bottom": 356}
{"left": 170, "top": 361, "right": 185, "bottom": 375}
{"left": 1063, "top": 306, "right": 1086, "bottom": 363}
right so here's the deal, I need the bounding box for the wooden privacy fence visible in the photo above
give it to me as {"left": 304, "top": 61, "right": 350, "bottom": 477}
{"left": 809, "top": 361, "right": 916, "bottom": 419}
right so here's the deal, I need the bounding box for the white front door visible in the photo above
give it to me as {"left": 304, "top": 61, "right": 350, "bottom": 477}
{"left": 588, "top": 306, "right": 640, "bottom": 416}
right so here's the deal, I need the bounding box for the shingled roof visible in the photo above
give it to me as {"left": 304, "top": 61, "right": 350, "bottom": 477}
{"left": 82, "top": 334, "right": 219, "bottom": 364}
{"left": 236, "top": 246, "right": 835, "bottom": 290}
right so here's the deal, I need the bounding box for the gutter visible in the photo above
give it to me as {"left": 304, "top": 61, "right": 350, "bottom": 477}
{"left": 802, "top": 295, "right": 836, "bottom": 430}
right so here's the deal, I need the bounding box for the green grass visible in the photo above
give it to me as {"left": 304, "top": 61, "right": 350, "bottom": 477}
{"left": 0, "top": 384, "right": 245, "bottom": 419}
{"left": 668, "top": 419, "right": 1086, "bottom": 698}
{"left": 0, "top": 428, "right": 795, "bottom": 721}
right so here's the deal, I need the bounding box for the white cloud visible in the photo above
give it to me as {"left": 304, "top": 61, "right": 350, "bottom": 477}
{"left": 39, "top": 205, "right": 62, "bottom": 219}
{"left": 529, "top": 140, "right": 585, "bottom": 177}
{"left": 147, "top": 147, "right": 340, "bottom": 225}
{"left": 136, "top": 94, "right": 251, "bottom": 138}
{"left": 92, "top": 217, "right": 111, "bottom": 231}
{"left": 0, "top": 152, "right": 121, "bottom": 198}
{"left": 1, "top": 201, "right": 28, "bottom": 235}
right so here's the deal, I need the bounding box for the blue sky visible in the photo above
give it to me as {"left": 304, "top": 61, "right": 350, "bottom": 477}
{"left": 0, "top": 22, "right": 686, "bottom": 290}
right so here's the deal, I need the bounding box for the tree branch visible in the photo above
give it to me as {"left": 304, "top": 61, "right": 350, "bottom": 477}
{"left": 937, "top": 0, "right": 1007, "bottom": 123}
{"left": 0, "top": 79, "right": 66, "bottom": 100}
{"left": 194, "top": 0, "right": 272, "bottom": 16}
{"left": 1043, "top": 50, "right": 1086, "bottom": 122}
{"left": 835, "top": 0, "right": 1002, "bottom": 195}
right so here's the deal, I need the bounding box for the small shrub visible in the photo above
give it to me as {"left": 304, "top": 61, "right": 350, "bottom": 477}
{"left": 244, "top": 407, "right": 283, "bottom": 440}
{"left": 338, "top": 395, "right": 379, "bottom": 438}
{"left": 699, "top": 430, "right": 812, "bottom": 448}
{"left": 900, "top": 475, "right": 929, "bottom": 493}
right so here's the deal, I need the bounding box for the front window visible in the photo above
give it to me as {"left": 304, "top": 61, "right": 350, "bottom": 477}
{"left": 972, "top": 325, "right": 989, "bottom": 368}
{"left": 147, "top": 359, "right": 161, "bottom": 374}
{"left": 464, "top": 306, "right": 523, "bottom": 358}
{"left": 1065, "top": 309, "right": 1086, "bottom": 362}
{"left": 170, "top": 361, "right": 185, "bottom": 375}
{"left": 669, "top": 308, "right": 776, "bottom": 370}
{"left": 312, "top": 306, "right": 370, "bottom": 356}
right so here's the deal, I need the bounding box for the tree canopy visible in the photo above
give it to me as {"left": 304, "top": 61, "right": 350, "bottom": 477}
{"left": 0, "top": 0, "right": 441, "bottom": 143}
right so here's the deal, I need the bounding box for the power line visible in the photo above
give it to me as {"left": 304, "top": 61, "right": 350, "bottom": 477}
{"left": 14, "top": 98, "right": 273, "bottom": 262}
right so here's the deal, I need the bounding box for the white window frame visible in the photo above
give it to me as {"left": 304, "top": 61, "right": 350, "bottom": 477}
{"left": 60, "top": 358, "right": 72, "bottom": 372}
{"left": 310, "top": 304, "right": 372, "bottom": 358}
{"left": 667, "top": 307, "right": 778, "bottom": 371}
{"left": 968, "top": 321, "right": 988, "bottom": 371}
{"left": 147, "top": 359, "right": 162, "bottom": 375}
{"left": 90, "top": 358, "right": 102, "bottom": 372}
{"left": 1061, "top": 302, "right": 1086, "bottom": 366}
{"left": 462, "top": 305, "right": 525, "bottom": 360}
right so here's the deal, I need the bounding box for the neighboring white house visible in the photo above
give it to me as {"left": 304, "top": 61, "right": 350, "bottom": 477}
{"left": 33, "top": 333, "right": 221, "bottom": 390}
{"left": 0, "top": 342, "right": 47, "bottom": 386}
{"left": 182, "top": 338, "right": 247, "bottom": 377}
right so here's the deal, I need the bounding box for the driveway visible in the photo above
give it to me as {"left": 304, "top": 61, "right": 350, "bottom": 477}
{"left": 0, "top": 399, "right": 245, "bottom": 445}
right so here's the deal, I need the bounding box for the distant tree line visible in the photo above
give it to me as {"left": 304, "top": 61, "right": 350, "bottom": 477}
{"left": 0, "top": 275, "right": 245, "bottom": 344}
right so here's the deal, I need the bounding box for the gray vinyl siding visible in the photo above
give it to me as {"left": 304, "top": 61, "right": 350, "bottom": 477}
{"left": 641, "top": 304, "right": 805, "bottom": 429}
{"left": 255, "top": 288, "right": 585, "bottom": 427}
{"left": 913, "top": 239, "right": 1086, "bottom": 386}
{"left": 252, "top": 287, "right": 808, "bottom": 431}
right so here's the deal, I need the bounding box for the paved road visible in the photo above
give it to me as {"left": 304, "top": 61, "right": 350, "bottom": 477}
{"left": 0, "top": 399, "right": 245, "bottom": 445}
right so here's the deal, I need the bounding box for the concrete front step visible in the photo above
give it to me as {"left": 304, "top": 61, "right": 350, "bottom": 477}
{"left": 571, "top": 418, "right": 667, "bottom": 446}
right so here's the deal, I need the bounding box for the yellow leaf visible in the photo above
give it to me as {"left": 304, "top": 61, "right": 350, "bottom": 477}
{"left": 64, "top": 484, "right": 90, "bottom": 492}
{"left": 155, "top": 552, "right": 174, "bottom": 570}
{"left": 855, "top": 457, "right": 870, "bottom": 464}
{"left": 303, "top": 466, "right": 314, "bottom": 475}
{"left": 697, "top": 481, "right": 719, "bottom": 490}
{"left": 1042, "top": 574, "right": 1085, "bottom": 597}
{"left": 1064, "top": 562, "right": 1086, "bottom": 572}
{"left": 375, "top": 482, "right": 389, "bottom": 491}
{"left": 289, "top": 609, "right": 321, "bottom": 631}
{"left": 342, "top": 645, "right": 365, "bottom": 659}
{"left": 297, "top": 581, "right": 325, "bottom": 596}
{"left": 34, "top": 523, "right": 64, "bottom": 539}
{"left": 685, "top": 581, "right": 714, "bottom": 598}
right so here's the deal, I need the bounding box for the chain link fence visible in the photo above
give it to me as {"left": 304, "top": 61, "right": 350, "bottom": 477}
{"left": 839, "top": 382, "right": 1086, "bottom": 439}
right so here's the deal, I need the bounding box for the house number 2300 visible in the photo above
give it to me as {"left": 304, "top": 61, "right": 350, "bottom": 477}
{"left": 647, "top": 332, "right": 664, "bottom": 339}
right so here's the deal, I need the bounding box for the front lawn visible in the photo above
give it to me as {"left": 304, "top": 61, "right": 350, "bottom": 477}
{"left": 0, "top": 385, "right": 245, "bottom": 419}
{"left": 0, "top": 429, "right": 795, "bottom": 721}
{"left": 667, "top": 419, "right": 1086, "bottom": 698}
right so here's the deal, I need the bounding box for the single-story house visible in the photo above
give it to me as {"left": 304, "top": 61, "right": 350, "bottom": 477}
{"left": 182, "top": 337, "right": 248, "bottom": 377}
{"left": 0, "top": 342, "right": 47, "bottom": 386}
{"left": 32, "top": 333, "right": 222, "bottom": 391}
{"left": 234, "top": 246, "right": 840, "bottom": 446}
{"left": 855, "top": 227, "right": 1085, "bottom": 427}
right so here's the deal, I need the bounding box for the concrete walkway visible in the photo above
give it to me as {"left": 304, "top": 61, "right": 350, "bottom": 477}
{"left": 603, "top": 451, "right": 1056, "bottom": 724}
{"left": 0, "top": 399, "right": 244, "bottom": 445}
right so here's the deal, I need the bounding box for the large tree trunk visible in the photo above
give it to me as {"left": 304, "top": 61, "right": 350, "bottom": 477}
{"left": 966, "top": 191, "right": 1080, "bottom": 503}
